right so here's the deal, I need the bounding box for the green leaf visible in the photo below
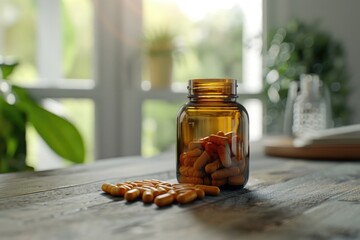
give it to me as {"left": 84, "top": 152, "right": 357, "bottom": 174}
{"left": 13, "top": 87, "right": 85, "bottom": 164}
{"left": 0, "top": 97, "right": 27, "bottom": 132}
{"left": 27, "top": 102, "right": 85, "bottom": 163}
{"left": 0, "top": 62, "right": 19, "bottom": 80}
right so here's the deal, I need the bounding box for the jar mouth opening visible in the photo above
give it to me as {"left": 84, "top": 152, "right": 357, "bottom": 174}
{"left": 188, "top": 78, "right": 238, "bottom": 98}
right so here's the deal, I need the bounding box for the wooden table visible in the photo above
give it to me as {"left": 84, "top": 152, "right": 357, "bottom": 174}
{"left": 1, "top": 145, "right": 360, "bottom": 240}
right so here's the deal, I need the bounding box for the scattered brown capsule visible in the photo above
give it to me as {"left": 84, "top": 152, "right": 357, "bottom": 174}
{"left": 101, "top": 179, "right": 221, "bottom": 207}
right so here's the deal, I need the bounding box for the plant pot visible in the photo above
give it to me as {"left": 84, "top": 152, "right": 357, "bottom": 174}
{"left": 147, "top": 52, "right": 173, "bottom": 89}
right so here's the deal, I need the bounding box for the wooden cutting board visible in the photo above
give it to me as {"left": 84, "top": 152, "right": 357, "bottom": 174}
{"left": 264, "top": 136, "right": 360, "bottom": 160}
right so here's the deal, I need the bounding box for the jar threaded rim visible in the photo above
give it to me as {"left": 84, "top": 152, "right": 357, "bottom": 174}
{"left": 188, "top": 78, "right": 238, "bottom": 98}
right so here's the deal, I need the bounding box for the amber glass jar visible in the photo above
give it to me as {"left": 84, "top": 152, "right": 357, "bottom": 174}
{"left": 176, "top": 79, "right": 249, "bottom": 188}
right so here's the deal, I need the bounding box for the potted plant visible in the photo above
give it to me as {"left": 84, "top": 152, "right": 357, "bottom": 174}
{"left": 0, "top": 58, "right": 85, "bottom": 173}
{"left": 144, "top": 28, "right": 177, "bottom": 89}
{"left": 263, "top": 19, "right": 350, "bottom": 134}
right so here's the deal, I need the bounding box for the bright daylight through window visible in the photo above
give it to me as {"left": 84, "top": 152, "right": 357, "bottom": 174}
{"left": 0, "top": 0, "right": 94, "bottom": 170}
{"left": 142, "top": 0, "right": 263, "bottom": 156}
{"left": 0, "top": 0, "right": 263, "bottom": 170}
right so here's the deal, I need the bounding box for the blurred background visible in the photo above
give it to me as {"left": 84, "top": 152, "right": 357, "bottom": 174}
{"left": 0, "top": 0, "right": 359, "bottom": 172}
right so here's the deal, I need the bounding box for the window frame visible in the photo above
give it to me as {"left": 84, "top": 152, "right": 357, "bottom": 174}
{"left": 28, "top": 0, "right": 143, "bottom": 161}
{"left": 20, "top": 0, "right": 264, "bottom": 164}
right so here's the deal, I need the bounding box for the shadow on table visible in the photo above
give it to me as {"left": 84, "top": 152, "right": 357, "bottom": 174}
{"left": 189, "top": 189, "right": 291, "bottom": 233}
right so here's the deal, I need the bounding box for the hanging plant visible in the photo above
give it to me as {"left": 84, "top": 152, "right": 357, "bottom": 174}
{"left": 263, "top": 19, "right": 350, "bottom": 134}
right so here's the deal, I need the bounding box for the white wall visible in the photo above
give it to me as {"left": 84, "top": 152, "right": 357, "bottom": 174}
{"left": 265, "top": 0, "right": 360, "bottom": 124}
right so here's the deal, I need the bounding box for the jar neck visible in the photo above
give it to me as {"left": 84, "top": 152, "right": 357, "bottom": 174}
{"left": 188, "top": 78, "right": 238, "bottom": 102}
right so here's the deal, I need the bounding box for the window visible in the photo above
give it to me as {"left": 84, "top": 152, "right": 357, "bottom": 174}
{"left": 0, "top": 0, "right": 263, "bottom": 169}
{"left": 142, "top": 0, "right": 263, "bottom": 156}
{"left": 1, "top": 0, "right": 95, "bottom": 169}
{"left": 143, "top": 0, "right": 262, "bottom": 92}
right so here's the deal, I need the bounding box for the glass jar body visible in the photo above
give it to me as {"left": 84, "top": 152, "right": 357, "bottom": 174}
{"left": 176, "top": 80, "right": 249, "bottom": 188}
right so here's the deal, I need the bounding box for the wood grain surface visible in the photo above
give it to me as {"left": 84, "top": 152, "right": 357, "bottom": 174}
{"left": 0, "top": 148, "right": 359, "bottom": 240}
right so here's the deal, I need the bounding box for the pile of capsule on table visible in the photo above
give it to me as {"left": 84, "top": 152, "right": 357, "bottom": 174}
{"left": 101, "top": 179, "right": 220, "bottom": 207}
